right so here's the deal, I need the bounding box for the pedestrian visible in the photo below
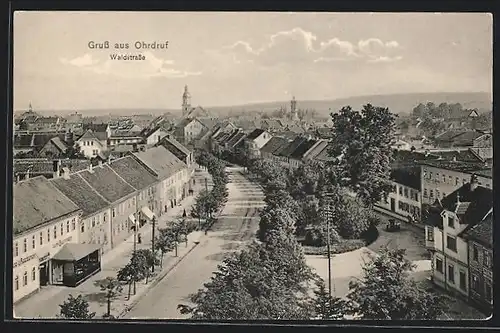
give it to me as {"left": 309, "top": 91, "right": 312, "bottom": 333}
{"left": 138, "top": 233, "right": 142, "bottom": 244}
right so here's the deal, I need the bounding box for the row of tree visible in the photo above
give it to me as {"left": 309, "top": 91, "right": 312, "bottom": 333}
{"left": 191, "top": 150, "right": 229, "bottom": 230}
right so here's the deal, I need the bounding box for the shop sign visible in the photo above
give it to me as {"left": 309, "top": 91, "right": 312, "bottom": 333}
{"left": 52, "top": 236, "right": 73, "bottom": 249}
{"left": 13, "top": 253, "right": 36, "bottom": 268}
{"left": 38, "top": 252, "right": 50, "bottom": 263}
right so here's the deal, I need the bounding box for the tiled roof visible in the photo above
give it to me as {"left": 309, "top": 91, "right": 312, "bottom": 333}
{"left": 50, "top": 137, "right": 69, "bottom": 152}
{"left": 290, "top": 139, "right": 317, "bottom": 160}
{"left": 260, "top": 136, "right": 290, "bottom": 154}
{"left": 14, "top": 176, "right": 81, "bottom": 235}
{"left": 220, "top": 130, "right": 240, "bottom": 145}
{"left": 83, "top": 123, "right": 108, "bottom": 133}
{"left": 14, "top": 159, "right": 91, "bottom": 175}
{"left": 198, "top": 118, "right": 218, "bottom": 130}
{"left": 441, "top": 184, "right": 493, "bottom": 227}
{"left": 110, "top": 130, "right": 143, "bottom": 138}
{"left": 314, "top": 143, "right": 337, "bottom": 162}
{"left": 227, "top": 132, "right": 247, "bottom": 148}
{"left": 452, "top": 131, "right": 485, "bottom": 146}
{"left": 316, "top": 127, "right": 333, "bottom": 139}
{"left": 51, "top": 174, "right": 110, "bottom": 217}
{"left": 108, "top": 156, "right": 158, "bottom": 190}
{"left": 158, "top": 135, "right": 191, "bottom": 156}
{"left": 78, "top": 165, "right": 135, "bottom": 203}
{"left": 419, "top": 159, "right": 490, "bottom": 174}
{"left": 435, "top": 130, "right": 465, "bottom": 142}
{"left": 303, "top": 140, "right": 329, "bottom": 160}
{"left": 390, "top": 166, "right": 421, "bottom": 190}
{"left": 133, "top": 146, "right": 187, "bottom": 180}
{"left": 278, "top": 136, "right": 307, "bottom": 157}
{"left": 474, "top": 168, "right": 492, "bottom": 178}
{"left": 246, "top": 129, "right": 266, "bottom": 141}
{"left": 463, "top": 213, "right": 493, "bottom": 248}
{"left": 77, "top": 130, "right": 101, "bottom": 142}
{"left": 34, "top": 116, "right": 59, "bottom": 124}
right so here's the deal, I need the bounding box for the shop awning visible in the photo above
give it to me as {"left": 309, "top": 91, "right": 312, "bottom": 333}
{"left": 128, "top": 213, "right": 136, "bottom": 224}
{"left": 141, "top": 206, "right": 155, "bottom": 221}
{"left": 52, "top": 243, "right": 101, "bottom": 262}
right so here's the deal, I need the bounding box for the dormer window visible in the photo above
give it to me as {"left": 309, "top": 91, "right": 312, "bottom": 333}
{"left": 448, "top": 217, "right": 454, "bottom": 228}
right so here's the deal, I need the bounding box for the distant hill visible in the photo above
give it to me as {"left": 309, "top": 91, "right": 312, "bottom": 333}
{"left": 19, "top": 92, "right": 491, "bottom": 118}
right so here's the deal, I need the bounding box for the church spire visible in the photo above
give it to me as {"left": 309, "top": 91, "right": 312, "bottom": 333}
{"left": 28, "top": 102, "right": 33, "bottom": 113}
{"left": 290, "top": 96, "right": 299, "bottom": 121}
{"left": 182, "top": 85, "right": 192, "bottom": 116}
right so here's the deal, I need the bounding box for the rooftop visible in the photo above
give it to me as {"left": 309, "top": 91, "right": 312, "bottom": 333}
{"left": 108, "top": 156, "right": 158, "bottom": 190}
{"left": 420, "top": 160, "right": 491, "bottom": 175}
{"left": 463, "top": 212, "right": 493, "bottom": 248}
{"left": 246, "top": 128, "right": 266, "bottom": 141}
{"left": 78, "top": 165, "right": 135, "bottom": 203}
{"left": 133, "top": 146, "right": 186, "bottom": 180}
{"left": 14, "top": 176, "right": 81, "bottom": 235}
{"left": 260, "top": 136, "right": 290, "bottom": 154}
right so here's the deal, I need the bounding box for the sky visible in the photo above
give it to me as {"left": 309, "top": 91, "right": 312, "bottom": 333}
{"left": 13, "top": 12, "right": 492, "bottom": 111}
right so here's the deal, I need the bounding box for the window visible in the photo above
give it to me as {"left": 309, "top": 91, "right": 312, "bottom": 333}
{"left": 446, "top": 235, "right": 457, "bottom": 252}
{"left": 66, "top": 221, "right": 70, "bottom": 233}
{"left": 484, "top": 251, "right": 491, "bottom": 267}
{"left": 436, "top": 190, "right": 440, "bottom": 198}
{"left": 81, "top": 223, "right": 85, "bottom": 233}
{"left": 485, "top": 282, "right": 492, "bottom": 303}
{"left": 399, "top": 186, "right": 403, "bottom": 195}
{"left": 430, "top": 190, "right": 434, "bottom": 198}
{"left": 448, "top": 217, "right": 454, "bottom": 228}
{"left": 71, "top": 219, "right": 76, "bottom": 230}
{"left": 112, "top": 209, "right": 116, "bottom": 218}
{"left": 32, "top": 267, "right": 36, "bottom": 281}
{"left": 92, "top": 217, "right": 96, "bottom": 228}
{"left": 32, "top": 235, "right": 36, "bottom": 250}
{"left": 436, "top": 257, "right": 443, "bottom": 273}
{"left": 53, "top": 226, "right": 57, "bottom": 239}
{"left": 473, "top": 244, "right": 479, "bottom": 261}
{"left": 40, "top": 232, "right": 43, "bottom": 245}
{"left": 14, "top": 242, "right": 18, "bottom": 257}
{"left": 403, "top": 188, "right": 409, "bottom": 198}
{"left": 47, "top": 229, "right": 51, "bottom": 242}
{"left": 60, "top": 223, "right": 64, "bottom": 236}
{"left": 15, "top": 276, "right": 19, "bottom": 290}
{"left": 423, "top": 189, "right": 428, "bottom": 198}
{"left": 103, "top": 213, "right": 107, "bottom": 222}
{"left": 427, "top": 228, "right": 434, "bottom": 242}
{"left": 471, "top": 274, "right": 479, "bottom": 291}
{"left": 23, "top": 238, "right": 27, "bottom": 253}
{"left": 459, "top": 271, "right": 467, "bottom": 291}
{"left": 442, "top": 174, "right": 446, "bottom": 183}
{"left": 442, "top": 192, "right": 446, "bottom": 198}
{"left": 448, "top": 264, "right": 455, "bottom": 283}
{"left": 23, "top": 271, "right": 28, "bottom": 286}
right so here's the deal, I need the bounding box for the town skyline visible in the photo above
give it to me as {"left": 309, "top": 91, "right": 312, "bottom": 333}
{"left": 14, "top": 12, "right": 492, "bottom": 111}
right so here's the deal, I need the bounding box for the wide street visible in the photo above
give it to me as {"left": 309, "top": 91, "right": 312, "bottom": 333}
{"left": 123, "top": 167, "right": 265, "bottom": 319}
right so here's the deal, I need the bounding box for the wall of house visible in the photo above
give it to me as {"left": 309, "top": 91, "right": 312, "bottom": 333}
{"left": 109, "top": 195, "right": 137, "bottom": 248}
{"left": 108, "top": 137, "right": 142, "bottom": 147}
{"left": 146, "top": 129, "right": 168, "bottom": 146}
{"left": 38, "top": 141, "right": 62, "bottom": 158}
{"left": 79, "top": 208, "right": 112, "bottom": 254}
{"left": 13, "top": 213, "right": 80, "bottom": 303}
{"left": 77, "top": 138, "right": 105, "bottom": 158}
{"left": 376, "top": 182, "right": 421, "bottom": 220}
{"left": 185, "top": 121, "right": 205, "bottom": 143}
{"left": 421, "top": 165, "right": 492, "bottom": 204}
{"left": 468, "top": 240, "right": 493, "bottom": 308}
{"left": 473, "top": 134, "right": 492, "bottom": 148}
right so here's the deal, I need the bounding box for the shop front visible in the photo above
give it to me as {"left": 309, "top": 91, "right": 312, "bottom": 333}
{"left": 38, "top": 252, "right": 51, "bottom": 286}
{"left": 51, "top": 243, "right": 102, "bottom": 287}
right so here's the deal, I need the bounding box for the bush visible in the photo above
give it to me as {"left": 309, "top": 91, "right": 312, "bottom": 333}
{"left": 360, "top": 223, "right": 379, "bottom": 246}
{"left": 302, "top": 239, "right": 366, "bottom": 255}
{"left": 304, "top": 227, "right": 341, "bottom": 247}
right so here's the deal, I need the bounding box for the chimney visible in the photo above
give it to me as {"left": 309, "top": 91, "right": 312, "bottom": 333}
{"left": 26, "top": 167, "right": 31, "bottom": 179}
{"left": 452, "top": 156, "right": 457, "bottom": 162}
{"left": 62, "top": 167, "right": 70, "bottom": 179}
{"left": 89, "top": 163, "right": 93, "bottom": 173}
{"left": 108, "top": 155, "right": 111, "bottom": 164}
{"left": 425, "top": 149, "right": 430, "bottom": 157}
{"left": 470, "top": 174, "right": 479, "bottom": 192}
{"left": 52, "top": 160, "right": 62, "bottom": 178}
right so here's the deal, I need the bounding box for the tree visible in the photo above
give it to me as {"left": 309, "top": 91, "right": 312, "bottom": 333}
{"left": 347, "top": 247, "right": 447, "bottom": 320}
{"left": 133, "top": 249, "right": 159, "bottom": 283}
{"left": 411, "top": 103, "right": 427, "bottom": 119}
{"left": 258, "top": 207, "right": 297, "bottom": 242}
{"left": 155, "top": 227, "right": 176, "bottom": 267}
{"left": 312, "top": 278, "right": 349, "bottom": 319}
{"left": 58, "top": 294, "right": 96, "bottom": 319}
{"left": 117, "top": 261, "right": 142, "bottom": 299}
{"left": 178, "top": 234, "right": 316, "bottom": 320}
{"left": 94, "top": 277, "right": 123, "bottom": 318}
{"left": 331, "top": 197, "right": 372, "bottom": 239}
{"left": 328, "top": 104, "right": 397, "bottom": 206}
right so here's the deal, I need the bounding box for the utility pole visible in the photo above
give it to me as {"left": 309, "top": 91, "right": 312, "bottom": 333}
{"left": 323, "top": 191, "right": 336, "bottom": 299}
{"left": 205, "top": 177, "right": 208, "bottom": 192}
{"left": 133, "top": 206, "right": 138, "bottom": 295}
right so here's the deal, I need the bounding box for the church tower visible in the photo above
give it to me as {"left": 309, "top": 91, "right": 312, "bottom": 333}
{"left": 182, "top": 85, "right": 192, "bottom": 116}
{"left": 290, "top": 96, "right": 299, "bottom": 121}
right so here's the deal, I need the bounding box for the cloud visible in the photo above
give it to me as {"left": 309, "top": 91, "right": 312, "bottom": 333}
{"left": 59, "top": 53, "right": 99, "bottom": 67}
{"left": 217, "top": 28, "right": 402, "bottom": 67}
{"left": 59, "top": 51, "right": 200, "bottom": 79}
{"left": 367, "top": 56, "right": 403, "bottom": 63}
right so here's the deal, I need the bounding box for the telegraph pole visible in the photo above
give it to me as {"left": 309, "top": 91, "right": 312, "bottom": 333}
{"left": 133, "top": 208, "right": 138, "bottom": 295}
{"left": 151, "top": 214, "right": 156, "bottom": 273}
{"left": 323, "top": 191, "right": 336, "bottom": 299}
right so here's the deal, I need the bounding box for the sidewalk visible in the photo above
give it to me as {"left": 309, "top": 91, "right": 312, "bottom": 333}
{"left": 14, "top": 168, "right": 212, "bottom": 319}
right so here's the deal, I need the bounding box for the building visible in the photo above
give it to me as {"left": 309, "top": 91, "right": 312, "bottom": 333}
{"left": 107, "top": 129, "right": 144, "bottom": 148}
{"left": 420, "top": 160, "right": 492, "bottom": 205}
{"left": 260, "top": 136, "right": 290, "bottom": 163}
{"left": 290, "top": 96, "right": 299, "bottom": 121}
{"left": 156, "top": 134, "right": 194, "bottom": 169}
{"left": 244, "top": 129, "right": 273, "bottom": 159}
{"left": 274, "top": 136, "right": 309, "bottom": 168}
{"left": 182, "top": 85, "right": 192, "bottom": 116}
{"left": 140, "top": 124, "right": 170, "bottom": 146}
{"left": 173, "top": 117, "right": 208, "bottom": 146}
{"left": 13, "top": 176, "right": 83, "bottom": 303}
{"left": 76, "top": 129, "right": 108, "bottom": 158}
{"left": 14, "top": 132, "right": 67, "bottom": 157}
{"left": 433, "top": 130, "right": 492, "bottom": 149}
{"left": 425, "top": 175, "right": 493, "bottom": 300}
{"left": 14, "top": 158, "right": 92, "bottom": 183}
{"left": 463, "top": 213, "right": 493, "bottom": 312}
{"left": 131, "top": 146, "right": 190, "bottom": 214}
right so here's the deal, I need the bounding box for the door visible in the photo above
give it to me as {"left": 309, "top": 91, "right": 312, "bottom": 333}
{"left": 39, "top": 263, "right": 49, "bottom": 286}
{"left": 390, "top": 198, "right": 396, "bottom": 211}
